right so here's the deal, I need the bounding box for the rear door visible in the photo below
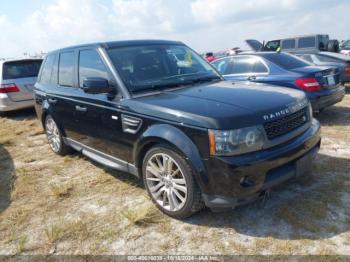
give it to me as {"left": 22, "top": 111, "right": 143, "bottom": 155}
{"left": 1, "top": 60, "right": 42, "bottom": 101}
{"left": 53, "top": 50, "right": 82, "bottom": 140}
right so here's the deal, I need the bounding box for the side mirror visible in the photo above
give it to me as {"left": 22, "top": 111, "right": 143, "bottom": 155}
{"left": 82, "top": 77, "right": 114, "bottom": 94}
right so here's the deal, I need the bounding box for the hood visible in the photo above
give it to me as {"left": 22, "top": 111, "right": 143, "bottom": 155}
{"left": 122, "top": 81, "right": 307, "bottom": 130}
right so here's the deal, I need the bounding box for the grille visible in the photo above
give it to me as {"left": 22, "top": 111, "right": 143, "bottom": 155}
{"left": 263, "top": 108, "right": 308, "bottom": 140}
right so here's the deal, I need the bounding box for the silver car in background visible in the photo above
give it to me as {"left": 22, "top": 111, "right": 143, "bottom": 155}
{"left": 0, "top": 58, "right": 42, "bottom": 115}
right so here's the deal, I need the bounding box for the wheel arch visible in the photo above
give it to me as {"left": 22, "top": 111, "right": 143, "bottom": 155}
{"left": 134, "top": 124, "right": 209, "bottom": 189}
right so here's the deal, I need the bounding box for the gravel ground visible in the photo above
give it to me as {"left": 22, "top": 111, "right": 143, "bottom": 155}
{"left": 0, "top": 93, "right": 349, "bottom": 255}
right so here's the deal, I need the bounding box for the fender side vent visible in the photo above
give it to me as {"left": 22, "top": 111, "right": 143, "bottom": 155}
{"left": 121, "top": 114, "right": 142, "bottom": 134}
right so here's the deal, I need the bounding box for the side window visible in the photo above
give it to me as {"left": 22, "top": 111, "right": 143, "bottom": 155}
{"left": 253, "top": 59, "right": 268, "bottom": 73}
{"left": 211, "top": 58, "right": 230, "bottom": 75}
{"left": 50, "top": 53, "right": 59, "bottom": 85}
{"left": 79, "top": 49, "right": 109, "bottom": 87}
{"left": 230, "top": 57, "right": 255, "bottom": 74}
{"left": 40, "top": 54, "right": 56, "bottom": 84}
{"left": 281, "top": 39, "right": 296, "bottom": 49}
{"left": 265, "top": 40, "right": 281, "bottom": 51}
{"left": 58, "top": 51, "right": 75, "bottom": 87}
{"left": 298, "top": 37, "right": 316, "bottom": 48}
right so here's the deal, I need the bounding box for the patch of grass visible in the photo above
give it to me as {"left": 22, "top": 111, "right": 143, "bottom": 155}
{"left": 0, "top": 137, "right": 15, "bottom": 146}
{"left": 17, "top": 235, "right": 28, "bottom": 253}
{"left": 6, "top": 209, "right": 30, "bottom": 227}
{"left": 65, "top": 219, "right": 89, "bottom": 241}
{"left": 277, "top": 175, "right": 346, "bottom": 233}
{"left": 97, "top": 227, "right": 119, "bottom": 242}
{"left": 89, "top": 242, "right": 109, "bottom": 254}
{"left": 51, "top": 165, "right": 63, "bottom": 176}
{"left": 122, "top": 203, "right": 162, "bottom": 226}
{"left": 29, "top": 128, "right": 45, "bottom": 137}
{"left": 49, "top": 182, "right": 74, "bottom": 198}
{"left": 45, "top": 222, "right": 65, "bottom": 244}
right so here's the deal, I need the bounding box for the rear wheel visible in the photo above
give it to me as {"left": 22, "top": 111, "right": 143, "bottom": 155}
{"left": 142, "top": 145, "right": 203, "bottom": 219}
{"left": 45, "top": 115, "right": 70, "bottom": 155}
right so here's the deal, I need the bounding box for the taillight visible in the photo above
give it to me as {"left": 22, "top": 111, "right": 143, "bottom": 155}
{"left": 294, "top": 78, "right": 321, "bottom": 91}
{"left": 344, "top": 67, "right": 350, "bottom": 74}
{"left": 0, "top": 83, "right": 20, "bottom": 93}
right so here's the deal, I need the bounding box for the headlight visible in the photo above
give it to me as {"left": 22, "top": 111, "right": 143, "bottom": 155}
{"left": 209, "top": 126, "right": 265, "bottom": 156}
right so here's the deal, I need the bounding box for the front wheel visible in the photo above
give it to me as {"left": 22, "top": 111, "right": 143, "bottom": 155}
{"left": 142, "top": 145, "right": 203, "bottom": 219}
{"left": 45, "top": 115, "right": 71, "bottom": 155}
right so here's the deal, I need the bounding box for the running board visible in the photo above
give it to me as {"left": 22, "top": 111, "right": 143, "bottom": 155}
{"left": 63, "top": 138, "right": 139, "bottom": 178}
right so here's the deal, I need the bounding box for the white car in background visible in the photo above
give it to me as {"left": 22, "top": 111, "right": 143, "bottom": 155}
{"left": 0, "top": 58, "right": 42, "bottom": 115}
{"left": 340, "top": 40, "right": 350, "bottom": 56}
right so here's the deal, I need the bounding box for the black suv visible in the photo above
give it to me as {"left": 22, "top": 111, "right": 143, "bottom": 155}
{"left": 34, "top": 40, "right": 321, "bottom": 218}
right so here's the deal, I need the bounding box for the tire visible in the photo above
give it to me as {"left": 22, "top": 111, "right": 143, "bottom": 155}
{"left": 44, "top": 115, "right": 71, "bottom": 156}
{"left": 0, "top": 111, "right": 6, "bottom": 117}
{"left": 327, "top": 40, "right": 339, "bottom": 52}
{"left": 142, "top": 145, "right": 204, "bottom": 219}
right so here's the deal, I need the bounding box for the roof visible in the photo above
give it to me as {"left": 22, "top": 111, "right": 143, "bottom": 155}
{"left": 53, "top": 39, "right": 184, "bottom": 53}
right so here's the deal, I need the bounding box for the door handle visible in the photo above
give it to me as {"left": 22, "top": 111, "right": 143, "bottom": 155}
{"left": 75, "top": 105, "right": 87, "bottom": 112}
{"left": 48, "top": 98, "right": 57, "bottom": 104}
{"left": 247, "top": 75, "right": 256, "bottom": 81}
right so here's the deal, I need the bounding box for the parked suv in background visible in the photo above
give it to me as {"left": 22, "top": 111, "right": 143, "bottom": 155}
{"left": 247, "top": 34, "right": 340, "bottom": 54}
{"left": 0, "top": 58, "right": 43, "bottom": 115}
{"left": 34, "top": 40, "right": 321, "bottom": 218}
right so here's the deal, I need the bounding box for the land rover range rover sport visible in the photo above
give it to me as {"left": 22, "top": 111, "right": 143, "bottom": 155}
{"left": 34, "top": 40, "right": 321, "bottom": 218}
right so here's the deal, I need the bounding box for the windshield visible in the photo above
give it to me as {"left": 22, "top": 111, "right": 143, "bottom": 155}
{"left": 2, "top": 60, "right": 42, "bottom": 80}
{"left": 261, "top": 53, "right": 311, "bottom": 70}
{"left": 107, "top": 44, "right": 220, "bottom": 94}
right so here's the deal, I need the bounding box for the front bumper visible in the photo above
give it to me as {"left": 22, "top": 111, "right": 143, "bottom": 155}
{"left": 0, "top": 95, "right": 34, "bottom": 112}
{"left": 201, "top": 119, "right": 321, "bottom": 210}
{"left": 308, "top": 86, "right": 345, "bottom": 111}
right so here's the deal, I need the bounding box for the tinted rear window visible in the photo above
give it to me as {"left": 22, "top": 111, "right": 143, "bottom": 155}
{"left": 2, "top": 60, "right": 42, "bottom": 80}
{"left": 298, "top": 37, "right": 316, "bottom": 48}
{"left": 262, "top": 53, "right": 310, "bottom": 70}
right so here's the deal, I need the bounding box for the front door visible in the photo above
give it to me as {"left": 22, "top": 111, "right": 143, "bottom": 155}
{"left": 72, "top": 48, "right": 132, "bottom": 162}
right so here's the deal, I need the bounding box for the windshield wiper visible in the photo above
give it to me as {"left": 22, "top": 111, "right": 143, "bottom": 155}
{"left": 185, "top": 75, "right": 221, "bottom": 84}
{"left": 131, "top": 75, "right": 221, "bottom": 94}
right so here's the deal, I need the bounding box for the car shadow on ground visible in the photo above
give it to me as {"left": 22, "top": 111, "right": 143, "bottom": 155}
{"left": 0, "top": 145, "right": 15, "bottom": 214}
{"left": 185, "top": 153, "right": 350, "bottom": 241}
{"left": 315, "top": 106, "right": 350, "bottom": 126}
{"left": 0, "top": 108, "right": 36, "bottom": 121}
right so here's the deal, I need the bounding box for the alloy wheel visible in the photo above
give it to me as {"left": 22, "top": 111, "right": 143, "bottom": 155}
{"left": 145, "top": 153, "right": 188, "bottom": 212}
{"left": 45, "top": 117, "right": 61, "bottom": 153}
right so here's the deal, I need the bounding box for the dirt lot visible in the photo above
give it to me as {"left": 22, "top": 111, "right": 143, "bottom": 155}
{"left": 0, "top": 94, "right": 349, "bottom": 255}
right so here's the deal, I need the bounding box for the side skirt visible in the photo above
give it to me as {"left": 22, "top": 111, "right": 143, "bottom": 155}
{"left": 63, "top": 138, "right": 139, "bottom": 178}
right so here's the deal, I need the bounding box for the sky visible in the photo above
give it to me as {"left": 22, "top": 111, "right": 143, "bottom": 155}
{"left": 0, "top": 0, "right": 350, "bottom": 58}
